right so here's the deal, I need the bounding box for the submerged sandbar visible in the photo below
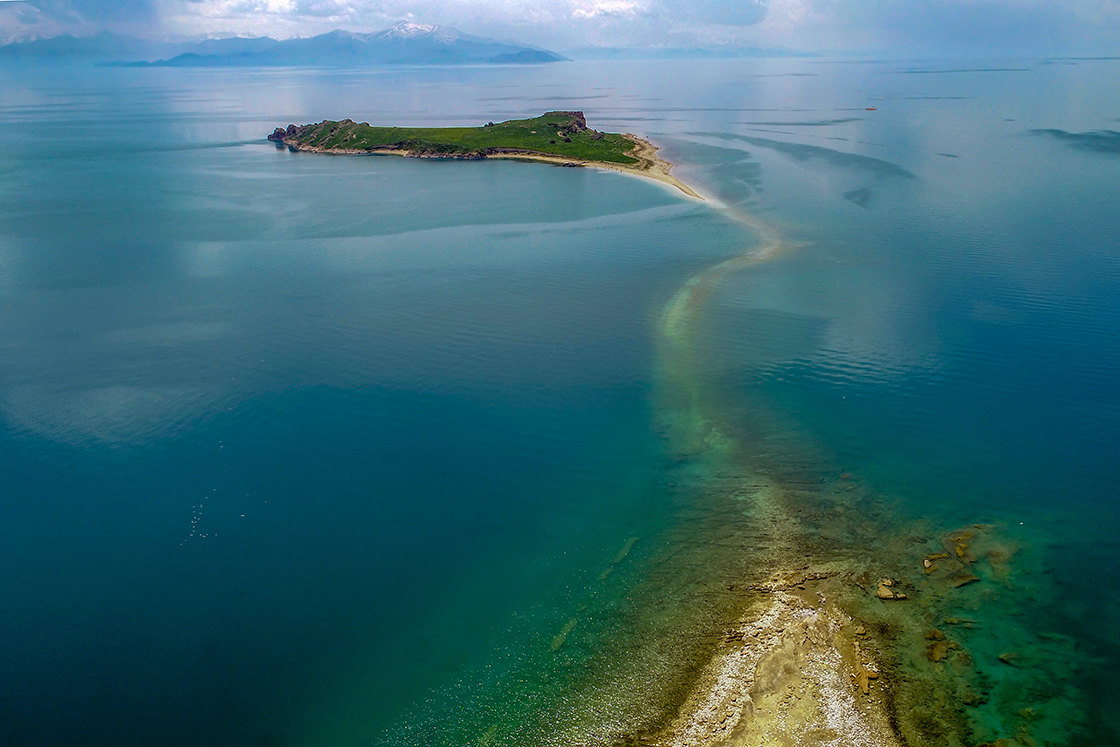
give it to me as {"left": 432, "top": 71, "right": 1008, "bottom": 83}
{"left": 267, "top": 111, "right": 701, "bottom": 199}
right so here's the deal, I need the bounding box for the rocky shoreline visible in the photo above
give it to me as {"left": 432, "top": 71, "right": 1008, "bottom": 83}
{"left": 267, "top": 114, "right": 702, "bottom": 198}
{"left": 613, "top": 459, "right": 1088, "bottom": 747}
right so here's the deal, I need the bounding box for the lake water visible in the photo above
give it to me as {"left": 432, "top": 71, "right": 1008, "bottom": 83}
{"left": 0, "top": 58, "right": 1117, "bottom": 746}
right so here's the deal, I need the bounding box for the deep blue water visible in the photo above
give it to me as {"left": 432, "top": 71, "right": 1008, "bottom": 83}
{"left": 0, "top": 59, "right": 1118, "bottom": 745}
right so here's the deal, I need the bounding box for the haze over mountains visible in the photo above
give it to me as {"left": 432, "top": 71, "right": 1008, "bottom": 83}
{"left": 0, "top": 22, "right": 565, "bottom": 66}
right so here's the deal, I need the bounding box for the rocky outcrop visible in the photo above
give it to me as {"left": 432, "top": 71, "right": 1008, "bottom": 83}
{"left": 541, "top": 110, "right": 605, "bottom": 140}
{"left": 268, "top": 123, "right": 307, "bottom": 143}
{"left": 544, "top": 110, "right": 587, "bottom": 131}
{"left": 876, "top": 577, "right": 908, "bottom": 600}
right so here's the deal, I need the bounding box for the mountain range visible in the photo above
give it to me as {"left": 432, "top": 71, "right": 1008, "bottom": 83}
{"left": 0, "top": 23, "right": 566, "bottom": 67}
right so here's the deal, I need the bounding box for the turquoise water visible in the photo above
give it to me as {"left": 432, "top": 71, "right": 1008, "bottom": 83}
{"left": 0, "top": 59, "right": 1118, "bottom": 745}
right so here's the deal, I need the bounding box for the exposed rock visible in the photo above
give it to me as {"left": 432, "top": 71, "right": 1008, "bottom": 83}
{"left": 268, "top": 123, "right": 305, "bottom": 143}
{"left": 544, "top": 110, "right": 587, "bottom": 131}
{"left": 923, "top": 552, "right": 949, "bottom": 574}
{"left": 876, "top": 578, "right": 908, "bottom": 600}
{"left": 927, "top": 640, "right": 950, "bottom": 662}
{"left": 943, "top": 528, "right": 978, "bottom": 563}
{"left": 854, "top": 666, "right": 879, "bottom": 694}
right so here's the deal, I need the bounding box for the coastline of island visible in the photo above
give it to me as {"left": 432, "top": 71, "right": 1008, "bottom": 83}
{"left": 485, "top": 135, "right": 702, "bottom": 200}
{"left": 267, "top": 111, "right": 703, "bottom": 200}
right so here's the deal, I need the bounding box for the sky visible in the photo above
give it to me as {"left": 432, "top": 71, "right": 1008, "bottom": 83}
{"left": 1, "top": 0, "right": 1118, "bottom": 54}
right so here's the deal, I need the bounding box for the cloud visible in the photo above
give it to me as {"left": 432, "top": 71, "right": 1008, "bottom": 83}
{"left": 36, "top": 0, "right": 157, "bottom": 25}
{"left": 691, "top": 0, "right": 768, "bottom": 27}
{"left": 1, "top": 0, "right": 158, "bottom": 38}
{"left": 748, "top": 0, "right": 1110, "bottom": 53}
{"left": 571, "top": 0, "right": 644, "bottom": 20}
{"left": 1, "top": 0, "right": 1118, "bottom": 52}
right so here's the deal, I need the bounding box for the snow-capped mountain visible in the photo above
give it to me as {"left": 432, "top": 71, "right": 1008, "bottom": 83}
{"left": 0, "top": 22, "right": 565, "bottom": 67}
{"left": 369, "top": 22, "right": 462, "bottom": 45}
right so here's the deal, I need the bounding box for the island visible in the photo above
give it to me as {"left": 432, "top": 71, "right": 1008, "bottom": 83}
{"left": 267, "top": 111, "right": 700, "bottom": 198}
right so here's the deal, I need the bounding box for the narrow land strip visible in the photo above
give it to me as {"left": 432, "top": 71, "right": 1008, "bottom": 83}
{"left": 268, "top": 118, "right": 1078, "bottom": 744}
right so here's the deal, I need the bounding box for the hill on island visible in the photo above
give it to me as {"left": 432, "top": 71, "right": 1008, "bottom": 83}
{"left": 269, "top": 111, "right": 637, "bottom": 164}
{"left": 0, "top": 23, "right": 565, "bottom": 67}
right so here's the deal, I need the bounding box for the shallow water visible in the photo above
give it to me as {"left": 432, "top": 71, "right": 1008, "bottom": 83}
{"left": 0, "top": 58, "right": 1118, "bottom": 745}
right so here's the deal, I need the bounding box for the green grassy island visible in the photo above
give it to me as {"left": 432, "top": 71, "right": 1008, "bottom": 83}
{"left": 268, "top": 111, "right": 700, "bottom": 198}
